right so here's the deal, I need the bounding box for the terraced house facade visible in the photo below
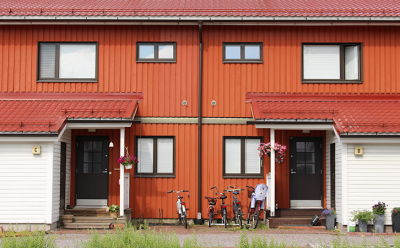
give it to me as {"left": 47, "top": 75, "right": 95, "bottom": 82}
{"left": 1, "top": 0, "right": 400, "bottom": 231}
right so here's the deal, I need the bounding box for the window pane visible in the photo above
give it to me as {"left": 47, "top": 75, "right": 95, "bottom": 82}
{"left": 59, "top": 44, "right": 96, "bottom": 79}
{"left": 306, "top": 142, "right": 315, "bottom": 152}
{"left": 40, "top": 44, "right": 56, "bottom": 78}
{"left": 83, "top": 163, "right": 91, "bottom": 173}
{"left": 296, "top": 142, "right": 305, "bottom": 152}
{"left": 157, "top": 138, "right": 173, "bottom": 173}
{"left": 93, "top": 142, "right": 102, "bottom": 152}
{"left": 139, "top": 45, "right": 155, "bottom": 59}
{"left": 345, "top": 46, "right": 359, "bottom": 80}
{"left": 225, "top": 45, "right": 241, "bottom": 59}
{"left": 306, "top": 153, "right": 315, "bottom": 163}
{"left": 306, "top": 164, "right": 315, "bottom": 174}
{"left": 303, "top": 45, "right": 340, "bottom": 79}
{"left": 84, "top": 141, "right": 92, "bottom": 152}
{"left": 93, "top": 163, "right": 102, "bottom": 174}
{"left": 245, "top": 139, "right": 261, "bottom": 173}
{"left": 83, "top": 152, "right": 92, "bottom": 162}
{"left": 244, "top": 45, "right": 260, "bottom": 59}
{"left": 93, "top": 153, "right": 102, "bottom": 162}
{"left": 138, "top": 138, "right": 154, "bottom": 173}
{"left": 225, "top": 139, "right": 241, "bottom": 173}
{"left": 297, "top": 153, "right": 305, "bottom": 163}
{"left": 297, "top": 164, "right": 306, "bottom": 174}
{"left": 158, "top": 45, "right": 174, "bottom": 59}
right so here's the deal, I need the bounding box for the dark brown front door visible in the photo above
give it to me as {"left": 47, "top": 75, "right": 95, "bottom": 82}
{"left": 76, "top": 136, "right": 109, "bottom": 206}
{"left": 289, "top": 137, "right": 323, "bottom": 208}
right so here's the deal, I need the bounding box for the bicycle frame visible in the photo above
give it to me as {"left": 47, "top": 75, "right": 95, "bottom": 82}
{"left": 167, "top": 189, "right": 189, "bottom": 228}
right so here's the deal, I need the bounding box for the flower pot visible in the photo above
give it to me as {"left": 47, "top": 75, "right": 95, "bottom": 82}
{"left": 374, "top": 214, "right": 385, "bottom": 233}
{"left": 326, "top": 214, "right": 336, "bottom": 230}
{"left": 392, "top": 215, "right": 400, "bottom": 233}
{"left": 110, "top": 212, "right": 118, "bottom": 219}
{"left": 358, "top": 220, "right": 368, "bottom": 232}
{"left": 125, "top": 164, "right": 132, "bottom": 169}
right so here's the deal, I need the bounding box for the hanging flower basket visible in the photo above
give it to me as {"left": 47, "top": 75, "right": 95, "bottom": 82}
{"left": 118, "top": 147, "right": 138, "bottom": 169}
{"left": 257, "top": 142, "right": 287, "bottom": 164}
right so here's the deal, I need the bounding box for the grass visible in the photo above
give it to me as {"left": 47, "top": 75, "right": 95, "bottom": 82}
{"left": 0, "top": 228, "right": 56, "bottom": 248}
{"left": 235, "top": 231, "right": 298, "bottom": 248}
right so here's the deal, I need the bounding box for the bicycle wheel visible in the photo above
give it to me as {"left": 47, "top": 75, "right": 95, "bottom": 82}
{"left": 238, "top": 209, "right": 243, "bottom": 228}
{"left": 252, "top": 209, "right": 259, "bottom": 229}
{"left": 208, "top": 212, "right": 212, "bottom": 227}
{"left": 183, "top": 214, "right": 187, "bottom": 229}
{"left": 223, "top": 209, "right": 227, "bottom": 228}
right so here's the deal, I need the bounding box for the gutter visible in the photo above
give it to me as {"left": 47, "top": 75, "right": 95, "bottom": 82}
{"left": 198, "top": 21, "right": 203, "bottom": 219}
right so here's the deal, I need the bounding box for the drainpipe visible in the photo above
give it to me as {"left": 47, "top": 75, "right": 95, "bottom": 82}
{"left": 197, "top": 21, "right": 203, "bottom": 220}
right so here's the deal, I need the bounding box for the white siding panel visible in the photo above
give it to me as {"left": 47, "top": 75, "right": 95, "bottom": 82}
{"left": 0, "top": 142, "right": 50, "bottom": 224}
{"left": 347, "top": 143, "right": 400, "bottom": 225}
{"left": 325, "top": 130, "right": 342, "bottom": 224}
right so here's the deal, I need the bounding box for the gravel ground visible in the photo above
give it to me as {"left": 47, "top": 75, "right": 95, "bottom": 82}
{"left": 49, "top": 227, "right": 400, "bottom": 248}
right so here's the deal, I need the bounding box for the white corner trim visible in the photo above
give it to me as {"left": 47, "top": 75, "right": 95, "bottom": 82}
{"left": 120, "top": 128, "right": 125, "bottom": 216}
{"left": 47, "top": 142, "right": 54, "bottom": 224}
{"left": 270, "top": 129, "right": 276, "bottom": 217}
{"left": 341, "top": 143, "right": 348, "bottom": 226}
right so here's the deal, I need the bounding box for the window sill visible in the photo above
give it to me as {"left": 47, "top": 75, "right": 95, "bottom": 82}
{"left": 302, "top": 80, "right": 363, "bottom": 84}
{"left": 37, "top": 79, "right": 98, "bottom": 83}
{"left": 134, "top": 174, "right": 175, "bottom": 178}
{"left": 223, "top": 61, "right": 263, "bottom": 64}
{"left": 136, "top": 60, "right": 176, "bottom": 63}
{"left": 223, "top": 175, "right": 264, "bottom": 179}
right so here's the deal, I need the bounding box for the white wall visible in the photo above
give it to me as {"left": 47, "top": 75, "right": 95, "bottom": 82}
{"left": 325, "top": 130, "right": 342, "bottom": 224}
{"left": 346, "top": 143, "right": 400, "bottom": 225}
{"left": 0, "top": 142, "right": 50, "bottom": 224}
{"left": 52, "top": 130, "right": 72, "bottom": 223}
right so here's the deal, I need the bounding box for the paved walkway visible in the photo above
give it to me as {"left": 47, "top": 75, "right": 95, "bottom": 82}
{"left": 51, "top": 226, "right": 400, "bottom": 247}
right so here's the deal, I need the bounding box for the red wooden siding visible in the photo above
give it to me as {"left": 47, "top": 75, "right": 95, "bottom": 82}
{"left": 203, "top": 25, "right": 400, "bottom": 118}
{"left": 201, "top": 125, "right": 326, "bottom": 218}
{"left": 0, "top": 25, "right": 199, "bottom": 117}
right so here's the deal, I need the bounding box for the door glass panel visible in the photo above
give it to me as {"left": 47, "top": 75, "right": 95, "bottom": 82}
{"left": 306, "top": 153, "right": 315, "bottom": 163}
{"left": 306, "top": 142, "right": 315, "bottom": 152}
{"left": 84, "top": 141, "right": 92, "bottom": 151}
{"left": 297, "top": 164, "right": 306, "bottom": 174}
{"left": 93, "top": 142, "right": 102, "bottom": 152}
{"left": 92, "top": 163, "right": 102, "bottom": 174}
{"left": 297, "top": 153, "right": 305, "bottom": 163}
{"left": 296, "top": 142, "right": 305, "bottom": 152}
{"left": 93, "top": 153, "right": 102, "bottom": 162}
{"left": 306, "top": 164, "right": 315, "bottom": 174}
{"left": 83, "top": 163, "right": 92, "bottom": 173}
{"left": 84, "top": 153, "right": 92, "bottom": 162}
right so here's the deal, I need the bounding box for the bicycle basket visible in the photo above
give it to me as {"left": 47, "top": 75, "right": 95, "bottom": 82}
{"left": 247, "top": 188, "right": 254, "bottom": 198}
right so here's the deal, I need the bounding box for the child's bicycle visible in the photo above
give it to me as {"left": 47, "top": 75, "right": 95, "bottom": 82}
{"left": 205, "top": 185, "right": 229, "bottom": 228}
{"left": 246, "top": 184, "right": 268, "bottom": 229}
{"left": 167, "top": 189, "right": 189, "bottom": 229}
{"left": 227, "top": 185, "right": 245, "bottom": 228}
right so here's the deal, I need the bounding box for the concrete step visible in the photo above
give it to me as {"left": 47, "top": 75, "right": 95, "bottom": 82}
{"left": 72, "top": 216, "right": 125, "bottom": 223}
{"left": 64, "top": 222, "right": 113, "bottom": 229}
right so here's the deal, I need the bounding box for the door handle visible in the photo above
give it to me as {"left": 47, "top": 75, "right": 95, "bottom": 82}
{"left": 102, "top": 171, "right": 108, "bottom": 173}
{"left": 291, "top": 171, "right": 296, "bottom": 174}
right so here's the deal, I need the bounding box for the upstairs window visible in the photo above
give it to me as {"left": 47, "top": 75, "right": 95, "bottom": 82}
{"left": 135, "top": 137, "right": 175, "bottom": 178}
{"left": 223, "top": 137, "right": 263, "bottom": 178}
{"left": 223, "top": 43, "right": 263, "bottom": 63}
{"left": 302, "top": 43, "right": 362, "bottom": 84}
{"left": 37, "top": 42, "right": 97, "bottom": 82}
{"left": 136, "top": 42, "right": 176, "bottom": 62}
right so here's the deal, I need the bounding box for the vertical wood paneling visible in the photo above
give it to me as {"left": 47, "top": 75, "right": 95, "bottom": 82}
{"left": 203, "top": 26, "right": 400, "bottom": 118}
{"left": 0, "top": 25, "right": 198, "bottom": 118}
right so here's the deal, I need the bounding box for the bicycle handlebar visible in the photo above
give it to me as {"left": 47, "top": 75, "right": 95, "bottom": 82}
{"left": 167, "top": 190, "right": 173, "bottom": 194}
{"left": 182, "top": 190, "right": 189, "bottom": 192}
{"left": 167, "top": 190, "right": 189, "bottom": 194}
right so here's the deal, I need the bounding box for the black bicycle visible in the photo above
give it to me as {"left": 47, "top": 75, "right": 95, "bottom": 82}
{"left": 227, "top": 186, "right": 244, "bottom": 228}
{"left": 211, "top": 185, "right": 229, "bottom": 228}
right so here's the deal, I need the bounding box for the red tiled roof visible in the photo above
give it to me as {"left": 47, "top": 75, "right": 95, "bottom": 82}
{"left": 0, "top": 0, "right": 399, "bottom": 17}
{"left": 247, "top": 93, "right": 400, "bottom": 134}
{"left": 0, "top": 93, "right": 143, "bottom": 134}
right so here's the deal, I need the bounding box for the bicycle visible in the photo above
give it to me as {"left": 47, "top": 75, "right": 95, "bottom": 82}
{"left": 204, "top": 195, "right": 217, "bottom": 227}
{"left": 205, "top": 185, "right": 229, "bottom": 228}
{"left": 167, "top": 189, "right": 189, "bottom": 229}
{"left": 227, "top": 185, "right": 244, "bottom": 228}
{"left": 246, "top": 184, "right": 268, "bottom": 229}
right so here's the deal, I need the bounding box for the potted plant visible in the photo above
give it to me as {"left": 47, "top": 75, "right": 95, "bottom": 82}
{"left": 351, "top": 209, "right": 375, "bottom": 232}
{"left": 392, "top": 207, "right": 400, "bottom": 233}
{"left": 107, "top": 204, "right": 120, "bottom": 219}
{"left": 257, "top": 142, "right": 287, "bottom": 163}
{"left": 372, "top": 201, "right": 387, "bottom": 233}
{"left": 118, "top": 154, "right": 138, "bottom": 169}
{"left": 321, "top": 208, "right": 336, "bottom": 230}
